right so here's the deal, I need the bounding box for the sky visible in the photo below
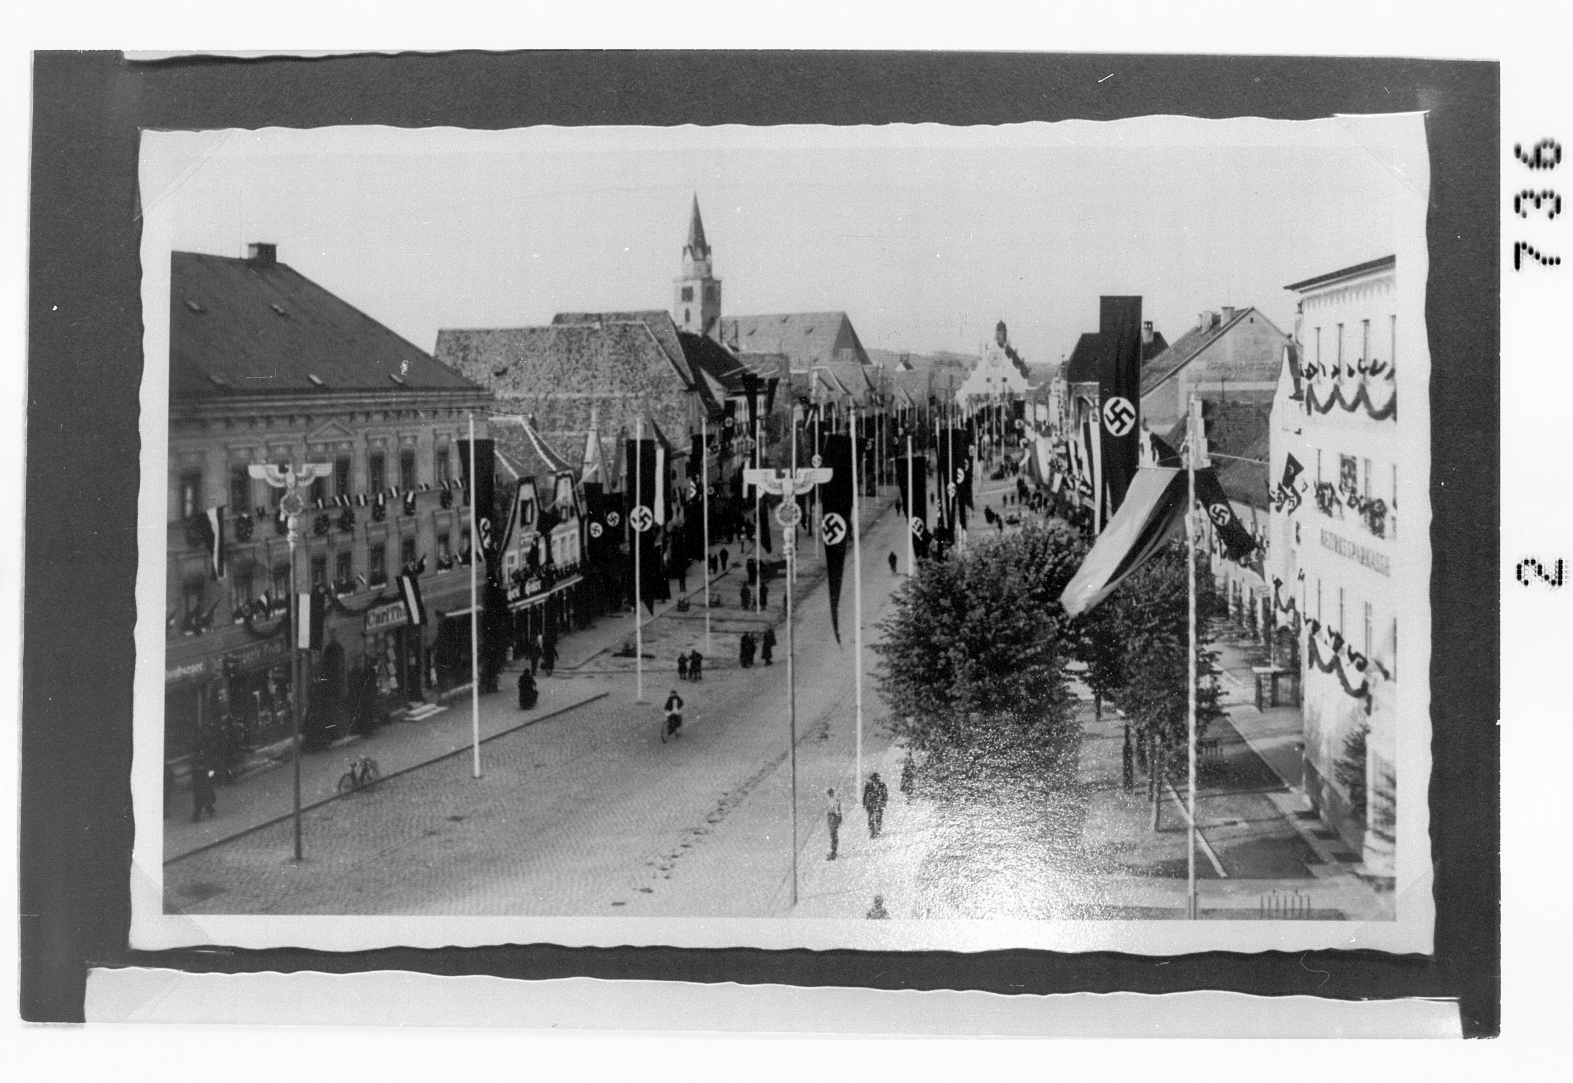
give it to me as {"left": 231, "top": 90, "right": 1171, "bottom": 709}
{"left": 142, "top": 117, "right": 1425, "bottom": 370}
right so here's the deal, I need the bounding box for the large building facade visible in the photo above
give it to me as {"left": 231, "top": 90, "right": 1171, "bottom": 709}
{"left": 1269, "top": 255, "right": 1400, "bottom": 880}
{"left": 165, "top": 245, "right": 492, "bottom": 772}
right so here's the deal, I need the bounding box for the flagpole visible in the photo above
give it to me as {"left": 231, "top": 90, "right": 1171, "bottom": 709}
{"left": 787, "top": 418, "right": 800, "bottom": 908}
{"left": 468, "top": 415, "right": 481, "bottom": 780}
{"left": 702, "top": 413, "right": 712, "bottom": 658}
{"left": 905, "top": 434, "right": 915, "bottom": 575}
{"left": 288, "top": 495, "right": 302, "bottom": 861}
{"left": 635, "top": 415, "right": 645, "bottom": 704}
{"left": 852, "top": 407, "right": 864, "bottom": 792}
{"left": 754, "top": 414, "right": 762, "bottom": 614}
{"left": 1186, "top": 395, "right": 1200, "bottom": 920}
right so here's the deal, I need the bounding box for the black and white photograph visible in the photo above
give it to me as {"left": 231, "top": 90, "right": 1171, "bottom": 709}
{"left": 128, "top": 116, "right": 1434, "bottom": 956}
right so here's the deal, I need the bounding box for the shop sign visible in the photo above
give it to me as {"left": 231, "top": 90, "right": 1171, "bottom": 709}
{"left": 165, "top": 658, "right": 209, "bottom": 687}
{"left": 1319, "top": 528, "right": 1390, "bottom": 577}
{"left": 365, "top": 599, "right": 411, "bottom": 633}
{"left": 228, "top": 638, "right": 287, "bottom": 672}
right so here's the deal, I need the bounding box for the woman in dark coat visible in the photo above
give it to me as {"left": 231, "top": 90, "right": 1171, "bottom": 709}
{"left": 517, "top": 668, "right": 538, "bottom": 710}
{"left": 739, "top": 632, "right": 755, "bottom": 669}
{"left": 761, "top": 627, "right": 776, "bottom": 666}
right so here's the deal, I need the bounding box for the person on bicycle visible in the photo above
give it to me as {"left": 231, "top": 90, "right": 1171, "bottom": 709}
{"left": 663, "top": 689, "right": 684, "bottom": 740}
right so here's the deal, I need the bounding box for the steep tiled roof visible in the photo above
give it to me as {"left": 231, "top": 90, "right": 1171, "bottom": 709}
{"left": 436, "top": 322, "right": 672, "bottom": 397}
{"left": 552, "top": 310, "right": 694, "bottom": 388}
{"left": 1218, "top": 430, "right": 1271, "bottom": 510}
{"left": 717, "top": 311, "right": 871, "bottom": 372}
{"left": 170, "top": 250, "right": 480, "bottom": 400}
{"left": 1140, "top": 309, "right": 1258, "bottom": 395}
{"left": 1064, "top": 330, "right": 1168, "bottom": 386}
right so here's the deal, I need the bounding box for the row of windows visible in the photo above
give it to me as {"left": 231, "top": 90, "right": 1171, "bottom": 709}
{"left": 188, "top": 532, "right": 459, "bottom": 615}
{"left": 177, "top": 446, "right": 453, "bottom": 519}
{"left": 1310, "top": 580, "right": 1398, "bottom": 678}
{"left": 1312, "top": 314, "right": 1397, "bottom": 368}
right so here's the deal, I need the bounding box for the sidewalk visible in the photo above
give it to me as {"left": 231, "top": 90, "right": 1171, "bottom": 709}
{"left": 163, "top": 674, "right": 609, "bottom": 862}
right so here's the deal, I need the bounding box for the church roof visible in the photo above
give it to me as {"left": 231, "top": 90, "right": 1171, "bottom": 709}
{"left": 550, "top": 309, "right": 725, "bottom": 416}
{"left": 170, "top": 249, "right": 481, "bottom": 401}
{"left": 686, "top": 195, "right": 710, "bottom": 258}
{"left": 717, "top": 311, "right": 871, "bottom": 373}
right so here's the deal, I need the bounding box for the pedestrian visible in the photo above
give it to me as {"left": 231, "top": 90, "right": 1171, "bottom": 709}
{"left": 677, "top": 652, "right": 689, "bottom": 681}
{"left": 888, "top": 551, "right": 898, "bottom": 575}
{"left": 678, "top": 564, "right": 689, "bottom": 594}
{"left": 526, "top": 634, "right": 541, "bottom": 674}
{"left": 739, "top": 632, "right": 753, "bottom": 669}
{"left": 740, "top": 583, "right": 752, "bottom": 610}
{"left": 517, "top": 667, "right": 538, "bottom": 710}
{"left": 759, "top": 580, "right": 769, "bottom": 611}
{"left": 689, "top": 649, "right": 703, "bottom": 681}
{"left": 746, "top": 556, "right": 757, "bottom": 585}
{"left": 761, "top": 627, "right": 776, "bottom": 666}
{"left": 825, "top": 787, "right": 844, "bottom": 860}
{"left": 708, "top": 553, "right": 718, "bottom": 575}
{"left": 862, "top": 771, "right": 889, "bottom": 837}
{"left": 189, "top": 752, "right": 217, "bottom": 823}
{"left": 866, "top": 894, "right": 890, "bottom": 920}
{"left": 540, "top": 636, "right": 557, "bottom": 675}
{"left": 720, "top": 547, "right": 729, "bottom": 572}
{"left": 900, "top": 751, "right": 916, "bottom": 799}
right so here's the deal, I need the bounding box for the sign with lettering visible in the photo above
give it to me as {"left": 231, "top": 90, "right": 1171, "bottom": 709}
{"left": 165, "top": 659, "right": 209, "bottom": 687}
{"left": 1320, "top": 528, "right": 1391, "bottom": 577}
{"left": 365, "top": 599, "right": 411, "bottom": 634}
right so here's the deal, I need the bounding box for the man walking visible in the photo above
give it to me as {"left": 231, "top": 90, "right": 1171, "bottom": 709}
{"left": 862, "top": 771, "right": 889, "bottom": 837}
{"left": 190, "top": 752, "right": 217, "bottom": 822}
{"left": 761, "top": 626, "right": 776, "bottom": 666}
{"left": 719, "top": 547, "right": 729, "bottom": 572}
{"left": 825, "top": 787, "right": 844, "bottom": 860}
{"left": 888, "top": 551, "right": 898, "bottom": 575}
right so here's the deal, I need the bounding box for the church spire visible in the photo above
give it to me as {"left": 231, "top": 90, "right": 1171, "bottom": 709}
{"left": 685, "top": 194, "right": 710, "bottom": 260}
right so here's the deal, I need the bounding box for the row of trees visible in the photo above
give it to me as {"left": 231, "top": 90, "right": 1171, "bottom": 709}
{"left": 873, "top": 518, "right": 1226, "bottom": 817}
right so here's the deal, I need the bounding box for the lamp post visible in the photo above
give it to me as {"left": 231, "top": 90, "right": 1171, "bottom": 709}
{"left": 250, "top": 459, "right": 331, "bottom": 862}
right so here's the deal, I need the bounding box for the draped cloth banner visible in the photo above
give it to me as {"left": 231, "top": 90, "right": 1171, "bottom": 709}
{"left": 821, "top": 434, "right": 854, "bottom": 644}
{"left": 1194, "top": 468, "right": 1260, "bottom": 561}
{"left": 1097, "top": 295, "right": 1144, "bottom": 519}
{"left": 895, "top": 454, "right": 929, "bottom": 557}
{"left": 1059, "top": 467, "right": 1186, "bottom": 617}
{"left": 624, "top": 438, "right": 667, "bottom": 614}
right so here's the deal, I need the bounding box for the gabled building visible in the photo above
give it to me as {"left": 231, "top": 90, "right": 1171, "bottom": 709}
{"left": 956, "top": 321, "right": 1033, "bottom": 408}
{"left": 1139, "top": 306, "right": 1290, "bottom": 433}
{"left": 166, "top": 244, "right": 492, "bottom": 770}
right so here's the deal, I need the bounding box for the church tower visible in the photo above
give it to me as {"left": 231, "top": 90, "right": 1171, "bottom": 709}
{"left": 673, "top": 195, "right": 721, "bottom": 336}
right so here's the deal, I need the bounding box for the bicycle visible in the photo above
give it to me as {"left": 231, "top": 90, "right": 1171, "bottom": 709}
{"left": 337, "top": 754, "right": 381, "bottom": 795}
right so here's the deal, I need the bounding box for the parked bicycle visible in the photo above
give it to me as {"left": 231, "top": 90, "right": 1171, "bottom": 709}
{"left": 337, "top": 754, "right": 381, "bottom": 795}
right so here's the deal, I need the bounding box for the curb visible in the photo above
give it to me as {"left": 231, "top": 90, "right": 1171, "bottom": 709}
{"left": 163, "top": 690, "right": 610, "bottom": 866}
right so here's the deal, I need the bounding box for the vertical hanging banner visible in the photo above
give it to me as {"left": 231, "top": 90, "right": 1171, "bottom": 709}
{"left": 949, "top": 426, "right": 973, "bottom": 528}
{"left": 1097, "top": 295, "right": 1144, "bottom": 520}
{"left": 456, "top": 438, "right": 497, "bottom": 560}
{"left": 895, "top": 453, "right": 929, "bottom": 554}
{"left": 295, "top": 587, "right": 327, "bottom": 650}
{"left": 625, "top": 437, "right": 665, "bottom": 614}
{"left": 821, "top": 433, "right": 853, "bottom": 644}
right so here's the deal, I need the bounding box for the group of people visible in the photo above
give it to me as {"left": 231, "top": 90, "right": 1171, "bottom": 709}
{"left": 675, "top": 649, "right": 704, "bottom": 681}
{"left": 737, "top": 627, "right": 775, "bottom": 668}
{"left": 824, "top": 770, "right": 891, "bottom": 861}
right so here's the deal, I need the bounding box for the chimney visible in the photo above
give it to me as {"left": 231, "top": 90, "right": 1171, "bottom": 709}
{"left": 247, "top": 242, "right": 276, "bottom": 266}
{"left": 1221, "top": 306, "right": 1237, "bottom": 324}
{"left": 1141, "top": 321, "right": 1154, "bottom": 346}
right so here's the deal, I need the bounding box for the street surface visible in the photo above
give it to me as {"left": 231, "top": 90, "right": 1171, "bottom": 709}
{"left": 166, "top": 473, "right": 1389, "bottom": 921}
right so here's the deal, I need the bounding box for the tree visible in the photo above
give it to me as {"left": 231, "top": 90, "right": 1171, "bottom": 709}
{"left": 872, "top": 519, "right": 1087, "bottom": 797}
{"left": 1081, "top": 542, "right": 1227, "bottom": 825}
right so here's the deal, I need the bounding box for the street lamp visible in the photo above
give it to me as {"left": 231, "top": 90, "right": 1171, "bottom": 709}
{"left": 250, "top": 459, "right": 331, "bottom": 862}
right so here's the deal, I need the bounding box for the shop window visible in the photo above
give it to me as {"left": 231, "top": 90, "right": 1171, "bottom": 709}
{"left": 271, "top": 562, "right": 290, "bottom": 598}
{"left": 369, "top": 451, "right": 387, "bottom": 494}
{"left": 178, "top": 469, "right": 202, "bottom": 519}
{"left": 335, "top": 456, "right": 352, "bottom": 499}
{"left": 230, "top": 465, "right": 251, "bottom": 514}
{"left": 400, "top": 447, "right": 417, "bottom": 491}
{"left": 310, "top": 553, "right": 328, "bottom": 589}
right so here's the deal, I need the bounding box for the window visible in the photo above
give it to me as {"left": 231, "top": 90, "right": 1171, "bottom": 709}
{"left": 401, "top": 535, "right": 417, "bottom": 568}
{"left": 1338, "top": 586, "right": 1346, "bottom": 636}
{"left": 684, "top": 307, "right": 691, "bottom": 324}
{"left": 438, "top": 532, "right": 451, "bottom": 560}
{"left": 271, "top": 562, "right": 291, "bottom": 598}
{"left": 436, "top": 447, "right": 450, "bottom": 485}
{"left": 1316, "top": 449, "right": 1323, "bottom": 484}
{"left": 1392, "top": 619, "right": 1398, "bottom": 678}
{"left": 369, "top": 452, "right": 386, "bottom": 493}
{"left": 1362, "top": 457, "right": 1372, "bottom": 499}
{"left": 1361, "top": 318, "right": 1370, "bottom": 361}
{"left": 1339, "top": 454, "right": 1358, "bottom": 495}
{"left": 310, "top": 553, "right": 328, "bottom": 589}
{"left": 1364, "top": 601, "right": 1373, "bottom": 659}
{"left": 178, "top": 470, "right": 202, "bottom": 519}
{"left": 369, "top": 543, "right": 387, "bottom": 585}
{"left": 705, "top": 284, "right": 718, "bottom": 302}
{"left": 1389, "top": 314, "right": 1397, "bottom": 366}
{"left": 230, "top": 466, "right": 251, "bottom": 514}
{"left": 334, "top": 456, "right": 351, "bottom": 499}
{"left": 1315, "top": 326, "right": 1322, "bottom": 368}
{"left": 681, "top": 286, "right": 694, "bottom": 302}
{"left": 1336, "top": 323, "right": 1344, "bottom": 369}
{"left": 1317, "top": 578, "right": 1323, "bottom": 622}
{"left": 400, "top": 448, "right": 416, "bottom": 491}
{"left": 309, "top": 474, "right": 328, "bottom": 507}
{"left": 182, "top": 575, "right": 206, "bottom": 618}
{"left": 233, "top": 564, "right": 256, "bottom": 604}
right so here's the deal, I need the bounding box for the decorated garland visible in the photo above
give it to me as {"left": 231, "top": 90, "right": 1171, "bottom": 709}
{"left": 1303, "top": 371, "right": 1396, "bottom": 420}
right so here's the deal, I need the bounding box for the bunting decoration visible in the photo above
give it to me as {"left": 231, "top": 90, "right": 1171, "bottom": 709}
{"left": 1300, "top": 356, "right": 1397, "bottom": 420}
